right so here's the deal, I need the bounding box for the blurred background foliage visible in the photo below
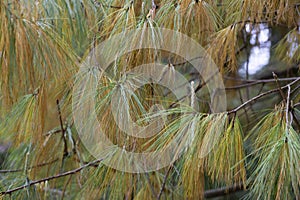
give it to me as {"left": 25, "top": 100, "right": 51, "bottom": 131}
{"left": 0, "top": 0, "right": 299, "bottom": 199}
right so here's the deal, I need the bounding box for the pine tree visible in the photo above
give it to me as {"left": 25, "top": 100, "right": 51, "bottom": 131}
{"left": 0, "top": 0, "right": 299, "bottom": 199}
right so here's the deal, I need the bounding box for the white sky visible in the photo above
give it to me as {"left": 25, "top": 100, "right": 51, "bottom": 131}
{"left": 240, "top": 24, "right": 271, "bottom": 76}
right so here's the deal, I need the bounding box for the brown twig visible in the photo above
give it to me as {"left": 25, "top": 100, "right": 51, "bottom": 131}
{"left": 93, "top": 0, "right": 122, "bottom": 9}
{"left": 224, "top": 77, "right": 299, "bottom": 90}
{"left": 0, "top": 158, "right": 103, "bottom": 195}
{"left": 204, "top": 183, "right": 245, "bottom": 198}
{"left": 224, "top": 76, "right": 298, "bottom": 82}
{"left": 238, "top": 88, "right": 250, "bottom": 123}
{"left": 168, "top": 70, "right": 219, "bottom": 108}
{"left": 228, "top": 78, "right": 300, "bottom": 114}
{"left": 144, "top": 173, "right": 157, "bottom": 199}
{"left": 61, "top": 174, "right": 73, "bottom": 199}
{"left": 0, "top": 158, "right": 59, "bottom": 173}
{"left": 294, "top": 102, "right": 300, "bottom": 107}
{"left": 291, "top": 109, "right": 300, "bottom": 131}
{"left": 56, "top": 99, "right": 68, "bottom": 157}
{"left": 286, "top": 85, "right": 291, "bottom": 132}
{"left": 272, "top": 72, "right": 287, "bottom": 102}
{"left": 157, "top": 165, "right": 173, "bottom": 200}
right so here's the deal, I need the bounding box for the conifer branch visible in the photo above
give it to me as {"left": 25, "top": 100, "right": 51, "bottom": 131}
{"left": 228, "top": 78, "right": 300, "bottom": 114}
{"left": 0, "top": 158, "right": 103, "bottom": 196}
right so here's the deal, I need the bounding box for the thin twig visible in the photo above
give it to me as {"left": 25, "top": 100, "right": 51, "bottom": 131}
{"left": 224, "top": 76, "right": 298, "bottom": 84}
{"left": 144, "top": 173, "right": 157, "bottom": 199}
{"left": 273, "top": 74, "right": 300, "bottom": 131}
{"left": 61, "top": 174, "right": 73, "bottom": 199}
{"left": 168, "top": 70, "right": 219, "bottom": 108}
{"left": 204, "top": 183, "right": 245, "bottom": 198}
{"left": 294, "top": 102, "right": 300, "bottom": 107}
{"left": 105, "top": 5, "right": 122, "bottom": 9}
{"left": 257, "top": 82, "right": 265, "bottom": 96}
{"left": 291, "top": 82, "right": 300, "bottom": 94}
{"left": 291, "top": 110, "right": 300, "bottom": 131}
{"left": 273, "top": 72, "right": 287, "bottom": 102}
{"left": 0, "top": 158, "right": 59, "bottom": 173}
{"left": 172, "top": 56, "right": 204, "bottom": 66}
{"left": 170, "top": 45, "right": 246, "bottom": 68}
{"left": 286, "top": 85, "right": 291, "bottom": 133}
{"left": 228, "top": 78, "right": 300, "bottom": 114}
{"left": 56, "top": 99, "right": 68, "bottom": 157}
{"left": 0, "top": 158, "right": 103, "bottom": 195}
{"left": 93, "top": 0, "right": 122, "bottom": 9}
{"left": 238, "top": 89, "right": 250, "bottom": 123}
{"left": 273, "top": 75, "right": 300, "bottom": 131}
{"left": 157, "top": 165, "right": 173, "bottom": 200}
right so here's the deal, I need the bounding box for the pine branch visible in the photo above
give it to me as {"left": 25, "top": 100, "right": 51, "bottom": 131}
{"left": 228, "top": 78, "right": 300, "bottom": 114}
{"left": 0, "top": 158, "right": 103, "bottom": 196}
